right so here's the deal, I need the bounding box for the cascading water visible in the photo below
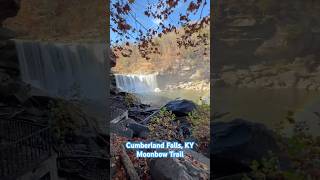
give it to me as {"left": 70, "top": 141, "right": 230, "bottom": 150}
{"left": 15, "top": 40, "right": 107, "bottom": 101}
{"left": 114, "top": 73, "right": 159, "bottom": 93}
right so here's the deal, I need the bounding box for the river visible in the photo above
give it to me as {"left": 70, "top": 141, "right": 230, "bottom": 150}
{"left": 214, "top": 88, "right": 320, "bottom": 136}
{"left": 135, "top": 89, "right": 209, "bottom": 107}
{"left": 134, "top": 86, "right": 320, "bottom": 136}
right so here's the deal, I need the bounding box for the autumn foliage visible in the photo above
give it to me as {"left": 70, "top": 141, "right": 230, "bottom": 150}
{"left": 113, "top": 25, "right": 209, "bottom": 73}
{"left": 111, "top": 0, "right": 210, "bottom": 60}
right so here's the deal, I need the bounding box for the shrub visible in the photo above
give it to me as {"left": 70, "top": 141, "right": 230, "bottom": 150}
{"left": 148, "top": 107, "right": 184, "bottom": 140}
{"left": 242, "top": 151, "right": 282, "bottom": 179}
{"left": 188, "top": 104, "right": 210, "bottom": 152}
{"left": 49, "top": 100, "right": 83, "bottom": 143}
{"left": 244, "top": 111, "right": 320, "bottom": 179}
{"left": 124, "top": 93, "right": 140, "bottom": 107}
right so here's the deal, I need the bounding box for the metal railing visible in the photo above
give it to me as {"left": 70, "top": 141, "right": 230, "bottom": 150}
{"left": 0, "top": 119, "right": 51, "bottom": 179}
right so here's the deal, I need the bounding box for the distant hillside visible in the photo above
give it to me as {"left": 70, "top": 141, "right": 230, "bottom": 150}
{"left": 3, "top": 0, "right": 106, "bottom": 42}
{"left": 113, "top": 24, "right": 210, "bottom": 74}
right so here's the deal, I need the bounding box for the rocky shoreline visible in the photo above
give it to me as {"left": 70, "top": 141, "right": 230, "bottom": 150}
{"left": 215, "top": 57, "right": 320, "bottom": 90}
{"left": 165, "top": 80, "right": 210, "bottom": 91}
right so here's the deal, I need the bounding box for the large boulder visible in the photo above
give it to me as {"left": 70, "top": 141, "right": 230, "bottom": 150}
{"left": 150, "top": 150, "right": 210, "bottom": 180}
{"left": 164, "top": 99, "right": 197, "bottom": 117}
{"left": 127, "top": 122, "right": 149, "bottom": 138}
{"left": 211, "top": 119, "right": 281, "bottom": 178}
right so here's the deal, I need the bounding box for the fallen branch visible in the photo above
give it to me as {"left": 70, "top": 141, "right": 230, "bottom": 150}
{"left": 120, "top": 144, "right": 139, "bottom": 180}
{"left": 139, "top": 110, "right": 159, "bottom": 125}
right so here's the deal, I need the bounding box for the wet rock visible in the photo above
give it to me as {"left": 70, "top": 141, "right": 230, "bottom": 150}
{"left": 211, "top": 119, "right": 281, "bottom": 178}
{"left": 165, "top": 99, "right": 197, "bottom": 117}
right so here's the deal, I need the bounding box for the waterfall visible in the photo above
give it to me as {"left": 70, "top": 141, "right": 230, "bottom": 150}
{"left": 15, "top": 40, "right": 107, "bottom": 101}
{"left": 114, "top": 73, "right": 159, "bottom": 93}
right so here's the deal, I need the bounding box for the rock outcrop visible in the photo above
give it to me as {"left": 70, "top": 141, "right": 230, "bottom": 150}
{"left": 0, "top": 0, "right": 20, "bottom": 95}
{"left": 215, "top": 59, "right": 320, "bottom": 90}
{"left": 165, "top": 80, "right": 210, "bottom": 91}
{"left": 150, "top": 150, "right": 210, "bottom": 180}
{"left": 3, "top": 0, "right": 106, "bottom": 42}
{"left": 214, "top": 0, "right": 320, "bottom": 69}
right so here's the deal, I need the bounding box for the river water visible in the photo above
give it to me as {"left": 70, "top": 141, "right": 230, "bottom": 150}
{"left": 135, "top": 89, "right": 209, "bottom": 107}
{"left": 135, "top": 87, "right": 320, "bottom": 136}
{"left": 214, "top": 88, "right": 320, "bottom": 135}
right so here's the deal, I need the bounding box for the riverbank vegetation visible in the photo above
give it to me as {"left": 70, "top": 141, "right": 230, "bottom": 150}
{"left": 188, "top": 104, "right": 210, "bottom": 153}
{"left": 148, "top": 107, "right": 183, "bottom": 140}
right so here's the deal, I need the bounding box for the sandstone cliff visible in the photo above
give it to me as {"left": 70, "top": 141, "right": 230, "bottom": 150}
{"left": 214, "top": 0, "right": 320, "bottom": 68}
{"left": 3, "top": 0, "right": 106, "bottom": 42}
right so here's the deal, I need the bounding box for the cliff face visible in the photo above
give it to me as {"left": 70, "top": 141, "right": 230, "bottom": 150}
{"left": 214, "top": 0, "right": 320, "bottom": 90}
{"left": 3, "top": 0, "right": 106, "bottom": 42}
{"left": 1, "top": 0, "right": 115, "bottom": 70}
{"left": 214, "top": 0, "right": 320, "bottom": 68}
{"left": 0, "top": 0, "right": 20, "bottom": 78}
